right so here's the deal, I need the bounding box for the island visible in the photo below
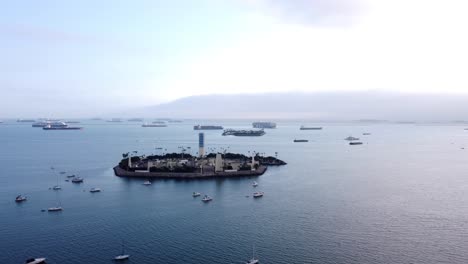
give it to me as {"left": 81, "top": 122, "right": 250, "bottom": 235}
{"left": 113, "top": 152, "right": 286, "bottom": 179}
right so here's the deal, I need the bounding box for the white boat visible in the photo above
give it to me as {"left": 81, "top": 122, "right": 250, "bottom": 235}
{"left": 192, "top": 192, "right": 201, "bottom": 197}
{"left": 114, "top": 242, "right": 130, "bottom": 261}
{"left": 143, "top": 180, "right": 152, "bottom": 185}
{"left": 202, "top": 195, "right": 213, "bottom": 202}
{"left": 25, "top": 257, "right": 46, "bottom": 264}
{"left": 48, "top": 206, "right": 63, "bottom": 212}
{"left": 71, "top": 177, "right": 84, "bottom": 183}
{"left": 252, "top": 181, "right": 258, "bottom": 187}
{"left": 90, "top": 188, "right": 101, "bottom": 193}
{"left": 52, "top": 185, "right": 61, "bottom": 190}
{"left": 246, "top": 245, "right": 259, "bottom": 264}
{"left": 253, "top": 192, "right": 264, "bottom": 198}
{"left": 15, "top": 195, "right": 27, "bottom": 202}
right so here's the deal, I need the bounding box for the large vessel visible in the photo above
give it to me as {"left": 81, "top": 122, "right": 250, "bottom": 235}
{"left": 194, "top": 125, "right": 223, "bottom": 130}
{"left": 293, "top": 139, "right": 308, "bottom": 142}
{"left": 344, "top": 136, "right": 360, "bottom": 141}
{"left": 142, "top": 123, "right": 167, "bottom": 127}
{"left": 32, "top": 121, "right": 51, "bottom": 127}
{"left": 127, "top": 118, "right": 144, "bottom": 122}
{"left": 17, "top": 119, "right": 36, "bottom": 122}
{"left": 107, "top": 118, "right": 122, "bottom": 122}
{"left": 222, "top": 129, "right": 265, "bottom": 136}
{"left": 252, "top": 122, "right": 276, "bottom": 129}
{"left": 43, "top": 122, "right": 82, "bottom": 130}
{"left": 300, "top": 126, "right": 322, "bottom": 130}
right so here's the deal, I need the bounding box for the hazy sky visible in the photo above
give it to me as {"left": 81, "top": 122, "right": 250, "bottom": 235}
{"left": 2, "top": 0, "right": 468, "bottom": 117}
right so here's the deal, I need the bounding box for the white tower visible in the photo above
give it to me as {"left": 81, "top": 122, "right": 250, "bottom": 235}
{"left": 215, "top": 153, "right": 223, "bottom": 172}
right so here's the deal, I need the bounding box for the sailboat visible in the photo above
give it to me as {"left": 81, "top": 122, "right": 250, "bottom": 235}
{"left": 246, "top": 245, "right": 259, "bottom": 264}
{"left": 48, "top": 191, "right": 63, "bottom": 212}
{"left": 114, "top": 241, "right": 130, "bottom": 261}
{"left": 51, "top": 167, "right": 61, "bottom": 190}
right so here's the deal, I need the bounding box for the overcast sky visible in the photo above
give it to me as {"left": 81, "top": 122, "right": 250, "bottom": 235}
{"left": 2, "top": 0, "right": 468, "bottom": 117}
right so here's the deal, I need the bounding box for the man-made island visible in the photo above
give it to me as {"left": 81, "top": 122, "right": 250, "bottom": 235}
{"left": 114, "top": 152, "right": 286, "bottom": 179}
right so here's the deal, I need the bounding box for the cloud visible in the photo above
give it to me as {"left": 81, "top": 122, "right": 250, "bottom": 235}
{"left": 243, "top": 0, "right": 362, "bottom": 26}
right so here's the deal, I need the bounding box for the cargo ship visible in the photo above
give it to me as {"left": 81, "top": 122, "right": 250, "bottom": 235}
{"left": 300, "top": 126, "right": 322, "bottom": 130}
{"left": 252, "top": 122, "right": 276, "bottom": 129}
{"left": 106, "top": 118, "right": 123, "bottom": 122}
{"left": 293, "top": 139, "right": 308, "bottom": 142}
{"left": 222, "top": 129, "right": 265, "bottom": 136}
{"left": 17, "top": 119, "right": 36, "bottom": 122}
{"left": 194, "top": 125, "right": 223, "bottom": 130}
{"left": 43, "top": 122, "right": 82, "bottom": 130}
{"left": 128, "top": 118, "right": 144, "bottom": 122}
{"left": 32, "top": 121, "right": 51, "bottom": 127}
{"left": 142, "top": 123, "right": 167, "bottom": 127}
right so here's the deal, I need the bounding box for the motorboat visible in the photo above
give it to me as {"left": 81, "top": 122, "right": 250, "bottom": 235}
{"left": 15, "top": 195, "right": 27, "bottom": 202}
{"left": 253, "top": 192, "right": 264, "bottom": 198}
{"left": 202, "top": 195, "right": 213, "bottom": 202}
{"left": 344, "top": 136, "right": 360, "bottom": 141}
{"left": 192, "top": 192, "right": 201, "bottom": 197}
{"left": 143, "top": 180, "right": 152, "bottom": 185}
{"left": 252, "top": 181, "right": 258, "bottom": 187}
{"left": 52, "top": 185, "right": 61, "bottom": 190}
{"left": 66, "top": 174, "right": 76, "bottom": 178}
{"left": 48, "top": 206, "right": 63, "bottom": 212}
{"left": 90, "top": 188, "right": 101, "bottom": 193}
{"left": 25, "top": 257, "right": 46, "bottom": 264}
{"left": 71, "top": 177, "right": 84, "bottom": 183}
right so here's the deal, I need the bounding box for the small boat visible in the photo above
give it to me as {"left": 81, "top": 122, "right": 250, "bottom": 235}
{"left": 192, "top": 192, "right": 201, "bottom": 197}
{"left": 349, "top": 142, "right": 363, "bottom": 145}
{"left": 15, "top": 195, "right": 27, "bottom": 202}
{"left": 59, "top": 171, "right": 66, "bottom": 174}
{"left": 48, "top": 206, "right": 63, "bottom": 212}
{"left": 293, "top": 139, "right": 308, "bottom": 142}
{"left": 90, "top": 188, "right": 101, "bottom": 193}
{"left": 66, "top": 174, "right": 76, "bottom": 178}
{"left": 202, "top": 195, "right": 213, "bottom": 202}
{"left": 253, "top": 192, "right": 264, "bottom": 198}
{"left": 114, "top": 242, "right": 130, "bottom": 261}
{"left": 71, "top": 177, "right": 84, "bottom": 183}
{"left": 252, "top": 181, "right": 258, "bottom": 187}
{"left": 362, "top": 133, "right": 371, "bottom": 135}
{"left": 300, "top": 126, "right": 322, "bottom": 130}
{"left": 344, "top": 136, "right": 360, "bottom": 141}
{"left": 52, "top": 185, "right": 61, "bottom": 190}
{"left": 246, "top": 245, "right": 259, "bottom": 264}
{"left": 25, "top": 257, "right": 46, "bottom": 264}
{"left": 143, "top": 180, "right": 152, "bottom": 185}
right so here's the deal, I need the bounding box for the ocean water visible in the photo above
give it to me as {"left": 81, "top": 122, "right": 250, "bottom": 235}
{"left": 2, "top": 121, "right": 468, "bottom": 263}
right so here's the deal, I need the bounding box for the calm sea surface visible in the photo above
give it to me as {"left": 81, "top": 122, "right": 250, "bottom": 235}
{"left": 2, "top": 121, "right": 468, "bottom": 263}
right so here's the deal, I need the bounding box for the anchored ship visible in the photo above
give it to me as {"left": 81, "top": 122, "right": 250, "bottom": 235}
{"left": 252, "top": 122, "right": 276, "bottom": 129}
{"left": 194, "top": 125, "right": 223, "bottom": 130}
{"left": 300, "top": 126, "right": 322, "bottom": 130}
{"left": 222, "top": 129, "right": 265, "bottom": 136}
{"left": 43, "top": 122, "right": 82, "bottom": 130}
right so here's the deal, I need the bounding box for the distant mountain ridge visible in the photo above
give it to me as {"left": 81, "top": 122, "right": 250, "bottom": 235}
{"left": 123, "top": 91, "right": 468, "bottom": 121}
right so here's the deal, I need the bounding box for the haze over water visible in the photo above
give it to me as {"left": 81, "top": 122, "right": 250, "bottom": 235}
{"left": 2, "top": 120, "right": 468, "bottom": 263}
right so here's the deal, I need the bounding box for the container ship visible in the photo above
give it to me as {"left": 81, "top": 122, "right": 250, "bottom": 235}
{"left": 252, "top": 122, "right": 276, "bottom": 129}
{"left": 300, "top": 126, "right": 322, "bottom": 130}
{"left": 222, "top": 129, "right": 265, "bottom": 136}
{"left": 194, "top": 125, "right": 223, "bottom": 130}
{"left": 43, "top": 122, "right": 82, "bottom": 130}
{"left": 142, "top": 123, "right": 167, "bottom": 127}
